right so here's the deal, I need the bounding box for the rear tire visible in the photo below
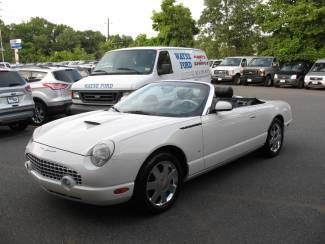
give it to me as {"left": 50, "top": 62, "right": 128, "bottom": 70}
{"left": 262, "top": 118, "right": 284, "bottom": 157}
{"left": 32, "top": 101, "right": 48, "bottom": 125}
{"left": 9, "top": 121, "right": 28, "bottom": 131}
{"left": 133, "top": 152, "right": 183, "bottom": 214}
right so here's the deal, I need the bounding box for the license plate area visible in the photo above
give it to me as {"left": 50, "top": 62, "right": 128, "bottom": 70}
{"left": 7, "top": 96, "right": 19, "bottom": 104}
{"left": 280, "top": 79, "right": 285, "bottom": 83}
{"left": 312, "top": 81, "right": 318, "bottom": 85}
{"left": 218, "top": 78, "right": 222, "bottom": 81}
{"left": 247, "top": 78, "right": 252, "bottom": 82}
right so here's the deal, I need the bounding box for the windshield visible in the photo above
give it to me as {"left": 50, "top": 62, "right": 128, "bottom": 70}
{"left": 220, "top": 58, "right": 241, "bottom": 66}
{"left": 280, "top": 63, "right": 302, "bottom": 71}
{"left": 248, "top": 58, "right": 273, "bottom": 67}
{"left": 92, "top": 50, "right": 157, "bottom": 75}
{"left": 114, "top": 82, "right": 210, "bottom": 117}
{"left": 310, "top": 63, "right": 325, "bottom": 72}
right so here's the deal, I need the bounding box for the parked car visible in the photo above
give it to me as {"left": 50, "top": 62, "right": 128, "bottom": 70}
{"left": 0, "top": 69, "right": 34, "bottom": 131}
{"left": 18, "top": 67, "right": 82, "bottom": 125}
{"left": 70, "top": 47, "right": 211, "bottom": 113}
{"left": 0, "top": 62, "right": 12, "bottom": 69}
{"left": 241, "top": 57, "right": 279, "bottom": 86}
{"left": 25, "top": 80, "right": 292, "bottom": 213}
{"left": 274, "top": 61, "right": 313, "bottom": 88}
{"left": 304, "top": 59, "right": 325, "bottom": 89}
{"left": 211, "top": 57, "right": 254, "bottom": 85}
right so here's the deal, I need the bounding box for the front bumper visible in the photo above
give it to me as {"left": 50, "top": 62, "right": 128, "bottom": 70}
{"left": 241, "top": 75, "right": 266, "bottom": 84}
{"left": 25, "top": 142, "right": 134, "bottom": 205}
{"left": 274, "top": 78, "right": 299, "bottom": 87}
{"left": 25, "top": 165, "right": 134, "bottom": 205}
{"left": 211, "top": 75, "right": 234, "bottom": 83}
{"left": 305, "top": 81, "right": 325, "bottom": 89}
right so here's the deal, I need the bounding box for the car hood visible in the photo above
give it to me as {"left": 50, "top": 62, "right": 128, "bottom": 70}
{"left": 213, "top": 65, "right": 240, "bottom": 71}
{"left": 33, "top": 111, "right": 190, "bottom": 155}
{"left": 71, "top": 74, "right": 152, "bottom": 91}
{"left": 277, "top": 70, "right": 302, "bottom": 75}
{"left": 306, "top": 72, "right": 325, "bottom": 77}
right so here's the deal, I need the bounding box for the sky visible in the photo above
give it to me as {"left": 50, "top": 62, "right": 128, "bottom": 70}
{"left": 1, "top": 0, "right": 204, "bottom": 38}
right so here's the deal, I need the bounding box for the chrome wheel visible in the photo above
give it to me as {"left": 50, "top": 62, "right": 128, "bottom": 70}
{"left": 32, "top": 102, "right": 46, "bottom": 125}
{"left": 146, "top": 161, "right": 179, "bottom": 207}
{"left": 269, "top": 123, "right": 282, "bottom": 153}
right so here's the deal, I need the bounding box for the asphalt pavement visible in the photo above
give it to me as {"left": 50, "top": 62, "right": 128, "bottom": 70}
{"left": 1, "top": 86, "right": 324, "bottom": 244}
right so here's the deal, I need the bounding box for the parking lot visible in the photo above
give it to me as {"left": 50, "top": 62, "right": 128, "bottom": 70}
{"left": 1, "top": 85, "right": 324, "bottom": 244}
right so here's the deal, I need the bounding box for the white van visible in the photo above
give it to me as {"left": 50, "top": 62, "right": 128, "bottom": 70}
{"left": 71, "top": 47, "right": 210, "bottom": 113}
{"left": 211, "top": 56, "right": 254, "bottom": 85}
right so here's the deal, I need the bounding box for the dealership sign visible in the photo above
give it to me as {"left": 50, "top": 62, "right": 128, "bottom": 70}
{"left": 10, "top": 39, "right": 22, "bottom": 49}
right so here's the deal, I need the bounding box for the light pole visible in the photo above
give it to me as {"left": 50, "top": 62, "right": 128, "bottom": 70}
{"left": 0, "top": 1, "right": 5, "bottom": 64}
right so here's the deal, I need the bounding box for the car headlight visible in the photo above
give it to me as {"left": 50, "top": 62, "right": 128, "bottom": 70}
{"left": 290, "top": 74, "right": 297, "bottom": 79}
{"left": 88, "top": 142, "right": 115, "bottom": 167}
{"left": 72, "top": 91, "right": 80, "bottom": 99}
{"left": 274, "top": 74, "right": 278, "bottom": 79}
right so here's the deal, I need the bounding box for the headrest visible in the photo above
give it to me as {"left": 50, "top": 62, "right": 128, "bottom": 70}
{"left": 214, "top": 86, "right": 233, "bottom": 98}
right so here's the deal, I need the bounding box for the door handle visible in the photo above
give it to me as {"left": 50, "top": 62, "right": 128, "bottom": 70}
{"left": 249, "top": 114, "right": 256, "bottom": 119}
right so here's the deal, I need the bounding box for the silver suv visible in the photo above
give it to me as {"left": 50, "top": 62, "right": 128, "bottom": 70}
{"left": 0, "top": 69, "right": 34, "bottom": 131}
{"left": 18, "top": 67, "right": 82, "bottom": 125}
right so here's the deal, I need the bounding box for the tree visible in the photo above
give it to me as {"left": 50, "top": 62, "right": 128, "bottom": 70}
{"left": 133, "top": 34, "right": 158, "bottom": 47}
{"left": 198, "top": 0, "right": 261, "bottom": 57}
{"left": 97, "top": 34, "right": 134, "bottom": 57}
{"left": 255, "top": 0, "right": 325, "bottom": 61}
{"left": 152, "top": 0, "right": 199, "bottom": 47}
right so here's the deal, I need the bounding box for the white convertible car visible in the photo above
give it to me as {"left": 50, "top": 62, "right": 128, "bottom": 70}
{"left": 25, "top": 81, "right": 292, "bottom": 213}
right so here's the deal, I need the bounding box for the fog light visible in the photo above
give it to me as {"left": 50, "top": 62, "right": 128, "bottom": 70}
{"left": 61, "top": 175, "right": 76, "bottom": 190}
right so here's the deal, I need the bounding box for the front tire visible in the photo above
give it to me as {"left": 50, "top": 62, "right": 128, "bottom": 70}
{"left": 263, "top": 118, "right": 284, "bottom": 157}
{"left": 264, "top": 76, "right": 272, "bottom": 87}
{"left": 234, "top": 74, "right": 241, "bottom": 85}
{"left": 134, "top": 152, "right": 183, "bottom": 214}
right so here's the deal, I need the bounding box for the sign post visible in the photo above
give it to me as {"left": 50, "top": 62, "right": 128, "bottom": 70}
{"left": 10, "top": 39, "right": 22, "bottom": 64}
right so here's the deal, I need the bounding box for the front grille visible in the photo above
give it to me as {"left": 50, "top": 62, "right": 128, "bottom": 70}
{"left": 243, "top": 69, "right": 257, "bottom": 76}
{"left": 214, "top": 70, "right": 227, "bottom": 75}
{"left": 278, "top": 74, "right": 290, "bottom": 79}
{"left": 26, "top": 153, "right": 82, "bottom": 185}
{"left": 310, "top": 77, "right": 322, "bottom": 81}
{"left": 80, "top": 92, "right": 122, "bottom": 104}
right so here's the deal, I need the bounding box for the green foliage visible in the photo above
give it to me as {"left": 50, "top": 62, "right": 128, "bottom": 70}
{"left": 152, "top": 0, "right": 199, "bottom": 47}
{"left": 0, "top": 17, "right": 106, "bottom": 62}
{"left": 255, "top": 0, "right": 325, "bottom": 61}
{"left": 198, "top": 0, "right": 261, "bottom": 58}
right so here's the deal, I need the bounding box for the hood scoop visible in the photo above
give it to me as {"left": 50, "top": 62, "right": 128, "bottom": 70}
{"left": 84, "top": 120, "right": 101, "bottom": 126}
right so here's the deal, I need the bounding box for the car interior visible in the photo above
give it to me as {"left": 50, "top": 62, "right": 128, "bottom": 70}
{"left": 213, "top": 86, "right": 264, "bottom": 110}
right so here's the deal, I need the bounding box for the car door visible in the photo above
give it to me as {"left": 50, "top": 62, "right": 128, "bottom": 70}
{"left": 201, "top": 104, "right": 262, "bottom": 169}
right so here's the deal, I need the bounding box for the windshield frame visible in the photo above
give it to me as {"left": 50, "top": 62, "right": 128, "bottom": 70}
{"left": 113, "top": 81, "right": 212, "bottom": 118}
{"left": 248, "top": 58, "right": 273, "bottom": 67}
{"left": 92, "top": 49, "right": 157, "bottom": 76}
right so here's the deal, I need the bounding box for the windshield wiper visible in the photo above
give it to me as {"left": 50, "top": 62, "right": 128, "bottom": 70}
{"left": 110, "top": 106, "right": 120, "bottom": 112}
{"left": 116, "top": 67, "right": 141, "bottom": 74}
{"left": 123, "top": 110, "right": 152, "bottom": 115}
{"left": 91, "top": 70, "right": 110, "bottom": 75}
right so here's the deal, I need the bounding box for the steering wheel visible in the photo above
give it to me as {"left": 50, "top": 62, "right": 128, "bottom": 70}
{"left": 179, "top": 100, "right": 199, "bottom": 110}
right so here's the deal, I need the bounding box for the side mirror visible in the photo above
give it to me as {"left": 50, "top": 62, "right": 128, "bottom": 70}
{"left": 214, "top": 101, "right": 233, "bottom": 112}
{"left": 158, "top": 63, "right": 171, "bottom": 75}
